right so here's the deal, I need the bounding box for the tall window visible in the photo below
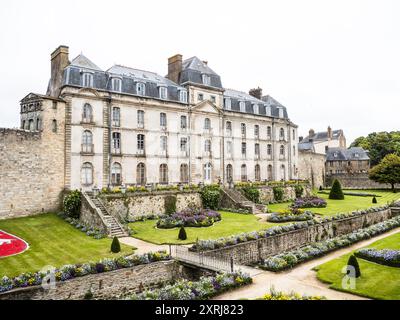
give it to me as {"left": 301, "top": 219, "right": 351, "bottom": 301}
{"left": 241, "top": 142, "right": 247, "bottom": 158}
{"left": 159, "top": 86, "right": 168, "bottom": 99}
{"left": 180, "top": 164, "right": 189, "bottom": 183}
{"left": 267, "top": 126, "right": 272, "bottom": 139}
{"left": 111, "top": 163, "right": 122, "bottom": 185}
{"left": 81, "top": 162, "right": 93, "bottom": 186}
{"left": 82, "top": 73, "right": 93, "bottom": 87}
{"left": 137, "top": 134, "right": 145, "bottom": 154}
{"left": 204, "top": 163, "right": 212, "bottom": 182}
{"left": 241, "top": 164, "right": 247, "bottom": 182}
{"left": 239, "top": 101, "right": 246, "bottom": 112}
{"left": 254, "top": 125, "right": 259, "bottom": 139}
{"left": 280, "top": 165, "right": 286, "bottom": 180}
{"left": 226, "top": 121, "right": 232, "bottom": 135}
{"left": 111, "top": 78, "right": 122, "bottom": 92}
{"left": 226, "top": 164, "right": 233, "bottom": 182}
{"left": 227, "top": 141, "right": 232, "bottom": 158}
{"left": 292, "top": 129, "right": 296, "bottom": 140}
{"left": 293, "top": 146, "right": 296, "bottom": 156}
{"left": 280, "top": 145, "right": 285, "bottom": 157}
{"left": 137, "top": 110, "right": 145, "bottom": 128}
{"left": 112, "top": 132, "right": 121, "bottom": 154}
{"left": 280, "top": 128, "right": 285, "bottom": 140}
{"left": 82, "top": 103, "right": 93, "bottom": 123}
{"left": 180, "top": 138, "right": 188, "bottom": 153}
{"left": 241, "top": 123, "right": 246, "bottom": 137}
{"left": 268, "top": 165, "right": 273, "bottom": 181}
{"left": 160, "top": 113, "right": 167, "bottom": 128}
{"left": 136, "top": 163, "right": 146, "bottom": 185}
{"left": 255, "top": 143, "right": 260, "bottom": 159}
{"left": 160, "top": 136, "right": 168, "bottom": 154}
{"left": 202, "top": 74, "right": 211, "bottom": 85}
{"left": 82, "top": 130, "right": 93, "bottom": 153}
{"left": 255, "top": 164, "right": 261, "bottom": 182}
{"left": 204, "top": 139, "right": 212, "bottom": 153}
{"left": 136, "top": 82, "right": 146, "bottom": 96}
{"left": 159, "top": 164, "right": 168, "bottom": 184}
{"left": 181, "top": 115, "right": 187, "bottom": 130}
{"left": 112, "top": 107, "right": 120, "bottom": 127}
{"left": 36, "top": 118, "right": 40, "bottom": 131}
{"left": 225, "top": 98, "right": 231, "bottom": 110}
{"left": 179, "top": 90, "right": 188, "bottom": 103}
{"left": 204, "top": 118, "right": 211, "bottom": 130}
{"left": 267, "top": 144, "right": 272, "bottom": 157}
{"left": 52, "top": 120, "right": 57, "bottom": 133}
{"left": 29, "top": 119, "right": 34, "bottom": 131}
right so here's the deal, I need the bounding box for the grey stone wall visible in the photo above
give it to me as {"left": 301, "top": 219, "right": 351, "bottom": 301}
{"left": 0, "top": 260, "right": 185, "bottom": 300}
{"left": 202, "top": 208, "right": 396, "bottom": 265}
{"left": 80, "top": 194, "right": 108, "bottom": 233}
{"left": 325, "top": 173, "right": 399, "bottom": 189}
{"left": 258, "top": 184, "right": 312, "bottom": 204}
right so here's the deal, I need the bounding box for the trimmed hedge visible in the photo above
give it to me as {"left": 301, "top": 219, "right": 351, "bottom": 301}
{"left": 355, "top": 248, "right": 400, "bottom": 268}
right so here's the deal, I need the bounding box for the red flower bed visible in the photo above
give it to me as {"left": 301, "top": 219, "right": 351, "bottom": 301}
{"left": 0, "top": 230, "right": 28, "bottom": 258}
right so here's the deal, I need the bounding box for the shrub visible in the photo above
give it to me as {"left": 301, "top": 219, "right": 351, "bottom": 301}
{"left": 355, "top": 248, "right": 400, "bottom": 268}
{"left": 201, "top": 186, "right": 221, "bottom": 210}
{"left": 319, "top": 186, "right": 323, "bottom": 191}
{"left": 241, "top": 186, "right": 261, "bottom": 204}
{"left": 164, "top": 195, "right": 177, "bottom": 215}
{"left": 294, "top": 185, "right": 304, "bottom": 198}
{"left": 372, "top": 197, "right": 377, "bottom": 204}
{"left": 273, "top": 187, "right": 284, "bottom": 202}
{"left": 347, "top": 255, "right": 361, "bottom": 278}
{"left": 63, "top": 190, "right": 82, "bottom": 219}
{"left": 178, "top": 227, "right": 187, "bottom": 240}
{"left": 329, "top": 179, "right": 345, "bottom": 200}
{"left": 111, "top": 237, "right": 121, "bottom": 253}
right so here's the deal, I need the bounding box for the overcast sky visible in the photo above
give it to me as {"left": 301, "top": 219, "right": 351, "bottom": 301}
{"left": 1, "top": 0, "right": 399, "bottom": 144}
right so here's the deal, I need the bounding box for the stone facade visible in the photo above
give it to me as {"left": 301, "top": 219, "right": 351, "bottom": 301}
{"left": 202, "top": 207, "right": 396, "bottom": 265}
{"left": 298, "top": 150, "right": 326, "bottom": 189}
{"left": 325, "top": 173, "right": 399, "bottom": 189}
{"left": 0, "top": 260, "right": 193, "bottom": 300}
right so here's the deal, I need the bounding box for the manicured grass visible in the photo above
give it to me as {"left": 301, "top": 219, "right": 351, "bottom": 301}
{"left": 268, "top": 190, "right": 400, "bottom": 217}
{"left": 315, "top": 232, "right": 400, "bottom": 300}
{"left": 129, "top": 212, "right": 282, "bottom": 245}
{"left": 0, "top": 213, "right": 133, "bottom": 278}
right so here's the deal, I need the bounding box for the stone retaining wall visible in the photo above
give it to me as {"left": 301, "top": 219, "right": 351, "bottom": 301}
{"left": 80, "top": 194, "right": 108, "bottom": 234}
{"left": 326, "top": 173, "right": 399, "bottom": 189}
{"left": 202, "top": 207, "right": 396, "bottom": 265}
{"left": 258, "top": 184, "right": 312, "bottom": 204}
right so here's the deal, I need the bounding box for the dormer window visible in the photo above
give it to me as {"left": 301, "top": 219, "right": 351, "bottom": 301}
{"left": 159, "top": 86, "right": 168, "bottom": 100}
{"left": 179, "top": 90, "right": 188, "bottom": 103}
{"left": 278, "top": 107, "right": 284, "bottom": 118}
{"left": 225, "top": 98, "right": 231, "bottom": 110}
{"left": 239, "top": 101, "right": 246, "bottom": 112}
{"left": 202, "top": 74, "right": 211, "bottom": 86}
{"left": 355, "top": 153, "right": 359, "bottom": 158}
{"left": 266, "top": 105, "right": 272, "bottom": 116}
{"left": 253, "top": 104, "right": 259, "bottom": 114}
{"left": 82, "top": 72, "right": 93, "bottom": 88}
{"left": 136, "top": 82, "right": 146, "bottom": 96}
{"left": 334, "top": 152, "right": 338, "bottom": 158}
{"left": 111, "top": 77, "right": 122, "bottom": 92}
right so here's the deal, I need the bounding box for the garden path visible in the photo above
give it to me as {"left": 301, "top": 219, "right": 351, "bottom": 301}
{"left": 214, "top": 228, "right": 400, "bottom": 300}
{"left": 119, "top": 237, "right": 169, "bottom": 255}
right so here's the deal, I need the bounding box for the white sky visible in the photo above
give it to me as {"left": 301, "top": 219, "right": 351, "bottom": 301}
{"left": 1, "top": 0, "right": 399, "bottom": 144}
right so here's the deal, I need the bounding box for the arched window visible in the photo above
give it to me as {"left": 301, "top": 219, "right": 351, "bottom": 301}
{"left": 159, "top": 164, "right": 168, "bottom": 184}
{"left": 180, "top": 164, "right": 189, "bottom": 183}
{"left": 204, "top": 118, "right": 211, "bottom": 130}
{"left": 82, "top": 104, "right": 93, "bottom": 123}
{"left": 82, "top": 130, "right": 93, "bottom": 153}
{"left": 268, "top": 165, "right": 273, "bottom": 181}
{"left": 52, "top": 120, "right": 57, "bottom": 133}
{"left": 280, "top": 165, "right": 286, "bottom": 181}
{"left": 81, "top": 162, "right": 93, "bottom": 186}
{"left": 111, "top": 162, "right": 122, "bottom": 185}
{"left": 29, "top": 119, "right": 34, "bottom": 131}
{"left": 280, "top": 145, "right": 285, "bottom": 156}
{"left": 226, "top": 164, "right": 233, "bottom": 182}
{"left": 241, "top": 164, "right": 247, "bottom": 182}
{"left": 204, "top": 163, "right": 212, "bottom": 182}
{"left": 204, "top": 140, "right": 211, "bottom": 153}
{"left": 255, "top": 164, "right": 261, "bottom": 182}
{"left": 112, "top": 107, "right": 120, "bottom": 127}
{"left": 136, "top": 163, "right": 146, "bottom": 185}
{"left": 280, "top": 128, "right": 285, "bottom": 140}
{"left": 136, "top": 82, "right": 146, "bottom": 96}
{"left": 137, "top": 134, "right": 145, "bottom": 154}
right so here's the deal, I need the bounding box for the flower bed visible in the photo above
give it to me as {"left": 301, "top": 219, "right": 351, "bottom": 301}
{"left": 130, "top": 271, "right": 252, "bottom": 300}
{"left": 257, "top": 288, "right": 325, "bottom": 300}
{"left": 267, "top": 210, "right": 314, "bottom": 223}
{"left": 291, "top": 196, "right": 327, "bottom": 209}
{"left": 126, "top": 213, "right": 166, "bottom": 223}
{"left": 0, "top": 251, "right": 170, "bottom": 293}
{"left": 219, "top": 208, "right": 252, "bottom": 215}
{"left": 318, "top": 191, "right": 380, "bottom": 197}
{"left": 157, "top": 209, "right": 221, "bottom": 229}
{"left": 260, "top": 216, "right": 400, "bottom": 271}
{"left": 190, "top": 205, "right": 390, "bottom": 252}
{"left": 0, "top": 230, "right": 28, "bottom": 258}
{"left": 355, "top": 248, "right": 400, "bottom": 268}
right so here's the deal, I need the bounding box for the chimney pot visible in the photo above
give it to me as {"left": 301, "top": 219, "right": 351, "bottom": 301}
{"left": 309, "top": 129, "right": 315, "bottom": 137}
{"left": 48, "top": 45, "right": 69, "bottom": 97}
{"left": 167, "top": 54, "right": 183, "bottom": 84}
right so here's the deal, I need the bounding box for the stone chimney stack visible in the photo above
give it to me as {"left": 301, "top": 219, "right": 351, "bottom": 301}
{"left": 48, "top": 45, "right": 69, "bottom": 97}
{"left": 327, "top": 126, "right": 333, "bottom": 139}
{"left": 249, "top": 87, "right": 263, "bottom": 100}
{"left": 309, "top": 129, "right": 315, "bottom": 137}
{"left": 167, "top": 54, "right": 183, "bottom": 84}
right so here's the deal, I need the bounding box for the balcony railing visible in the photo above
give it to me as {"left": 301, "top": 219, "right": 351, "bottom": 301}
{"left": 136, "top": 149, "right": 146, "bottom": 157}
{"left": 81, "top": 116, "right": 94, "bottom": 124}
{"left": 112, "top": 148, "right": 122, "bottom": 155}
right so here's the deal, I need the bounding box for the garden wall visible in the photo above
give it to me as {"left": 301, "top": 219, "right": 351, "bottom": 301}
{"left": 202, "top": 207, "right": 397, "bottom": 265}
{"left": 100, "top": 191, "right": 202, "bottom": 222}
{"left": 80, "top": 194, "right": 108, "bottom": 234}
{"left": 325, "top": 173, "right": 399, "bottom": 189}
{"left": 0, "top": 260, "right": 195, "bottom": 300}
{"left": 258, "top": 184, "right": 312, "bottom": 204}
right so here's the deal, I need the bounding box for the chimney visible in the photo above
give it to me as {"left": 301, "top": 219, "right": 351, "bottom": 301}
{"left": 249, "top": 87, "right": 263, "bottom": 100}
{"left": 327, "top": 126, "right": 333, "bottom": 139}
{"left": 203, "top": 60, "right": 208, "bottom": 65}
{"left": 167, "top": 54, "right": 183, "bottom": 84}
{"left": 309, "top": 129, "right": 315, "bottom": 137}
{"left": 48, "top": 45, "right": 69, "bottom": 97}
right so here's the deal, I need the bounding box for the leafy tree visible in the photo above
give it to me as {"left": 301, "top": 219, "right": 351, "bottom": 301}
{"left": 347, "top": 255, "right": 361, "bottom": 278}
{"left": 200, "top": 186, "right": 221, "bottom": 210}
{"left": 111, "top": 236, "right": 121, "bottom": 253}
{"left": 329, "top": 179, "right": 344, "bottom": 200}
{"left": 351, "top": 131, "right": 400, "bottom": 166}
{"left": 63, "top": 190, "right": 82, "bottom": 219}
{"left": 369, "top": 154, "right": 400, "bottom": 191}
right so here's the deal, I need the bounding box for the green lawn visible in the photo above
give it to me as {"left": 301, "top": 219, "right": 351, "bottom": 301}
{"left": 315, "top": 232, "right": 400, "bottom": 300}
{"left": 129, "top": 211, "right": 282, "bottom": 245}
{"left": 268, "top": 190, "right": 400, "bottom": 217}
{"left": 0, "top": 213, "right": 133, "bottom": 278}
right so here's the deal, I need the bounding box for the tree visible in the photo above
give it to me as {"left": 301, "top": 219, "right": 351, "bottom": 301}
{"left": 369, "top": 154, "right": 400, "bottom": 192}
{"left": 178, "top": 226, "right": 187, "bottom": 241}
{"left": 347, "top": 255, "right": 361, "bottom": 278}
{"left": 329, "top": 179, "right": 344, "bottom": 200}
{"left": 111, "top": 236, "right": 121, "bottom": 253}
{"left": 351, "top": 131, "right": 400, "bottom": 166}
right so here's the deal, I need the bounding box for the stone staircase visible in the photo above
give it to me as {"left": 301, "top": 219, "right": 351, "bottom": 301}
{"left": 86, "top": 192, "right": 128, "bottom": 238}
{"left": 221, "top": 188, "right": 265, "bottom": 214}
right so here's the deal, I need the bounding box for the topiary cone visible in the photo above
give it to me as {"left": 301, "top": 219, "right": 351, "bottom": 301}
{"left": 329, "top": 179, "right": 345, "bottom": 200}
{"left": 178, "top": 226, "right": 187, "bottom": 241}
{"left": 111, "top": 236, "right": 121, "bottom": 253}
{"left": 372, "top": 196, "right": 377, "bottom": 204}
{"left": 347, "top": 255, "right": 361, "bottom": 278}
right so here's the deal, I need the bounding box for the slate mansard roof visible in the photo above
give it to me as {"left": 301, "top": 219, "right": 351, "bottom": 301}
{"left": 326, "top": 147, "right": 370, "bottom": 161}
{"left": 301, "top": 129, "right": 344, "bottom": 143}
{"left": 61, "top": 53, "right": 291, "bottom": 120}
